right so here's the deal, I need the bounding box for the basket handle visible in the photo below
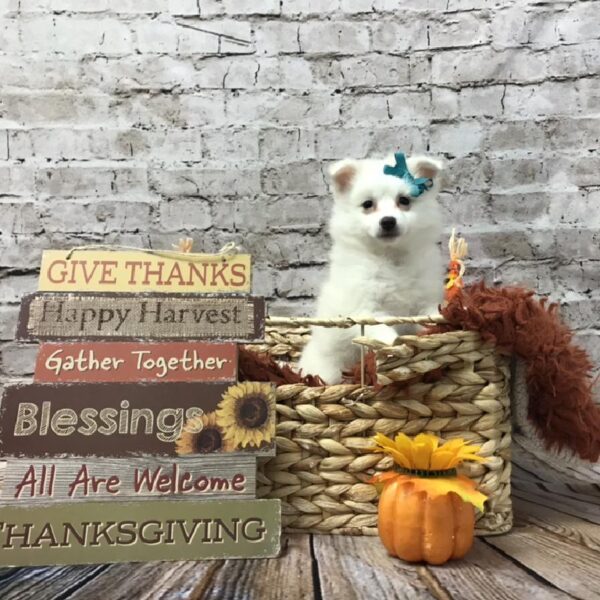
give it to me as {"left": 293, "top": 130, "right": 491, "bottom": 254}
{"left": 265, "top": 315, "right": 446, "bottom": 328}
{"left": 265, "top": 315, "right": 447, "bottom": 386}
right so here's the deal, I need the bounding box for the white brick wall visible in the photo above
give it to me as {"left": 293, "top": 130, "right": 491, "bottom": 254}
{"left": 1, "top": 0, "right": 599, "bottom": 380}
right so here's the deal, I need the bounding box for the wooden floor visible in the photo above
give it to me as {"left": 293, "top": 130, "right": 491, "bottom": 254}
{"left": 1, "top": 475, "right": 599, "bottom": 600}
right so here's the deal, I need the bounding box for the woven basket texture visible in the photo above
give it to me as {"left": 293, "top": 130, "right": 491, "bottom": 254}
{"left": 251, "top": 317, "right": 512, "bottom": 537}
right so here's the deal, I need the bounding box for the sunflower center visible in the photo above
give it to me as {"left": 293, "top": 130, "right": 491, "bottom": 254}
{"left": 192, "top": 427, "right": 223, "bottom": 453}
{"left": 237, "top": 395, "right": 269, "bottom": 429}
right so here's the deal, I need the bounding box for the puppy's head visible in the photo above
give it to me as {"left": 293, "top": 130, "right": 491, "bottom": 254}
{"left": 328, "top": 154, "right": 444, "bottom": 249}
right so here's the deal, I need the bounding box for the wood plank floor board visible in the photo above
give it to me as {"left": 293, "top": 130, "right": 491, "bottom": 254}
{"left": 487, "top": 524, "right": 600, "bottom": 600}
{"left": 0, "top": 508, "right": 598, "bottom": 600}
{"left": 68, "top": 561, "right": 217, "bottom": 600}
{"left": 513, "top": 471, "right": 600, "bottom": 499}
{"left": 513, "top": 478, "right": 600, "bottom": 502}
{"left": 66, "top": 535, "right": 313, "bottom": 600}
{"left": 184, "top": 534, "right": 314, "bottom": 600}
{"left": 312, "top": 535, "right": 436, "bottom": 600}
{"left": 513, "top": 488, "right": 600, "bottom": 525}
{"left": 520, "top": 480, "right": 600, "bottom": 506}
{"left": 0, "top": 567, "right": 20, "bottom": 582}
{"left": 512, "top": 438, "right": 600, "bottom": 485}
{"left": 511, "top": 479, "right": 600, "bottom": 506}
{"left": 513, "top": 497, "right": 600, "bottom": 551}
{"left": 0, "top": 564, "right": 108, "bottom": 600}
{"left": 428, "top": 539, "right": 571, "bottom": 600}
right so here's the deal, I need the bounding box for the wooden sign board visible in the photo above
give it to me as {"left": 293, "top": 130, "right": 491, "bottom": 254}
{"left": 38, "top": 250, "right": 252, "bottom": 294}
{"left": 0, "top": 498, "right": 281, "bottom": 566}
{"left": 1, "top": 456, "right": 256, "bottom": 504}
{"left": 34, "top": 342, "right": 238, "bottom": 383}
{"left": 0, "top": 382, "right": 276, "bottom": 458}
{"left": 17, "top": 293, "right": 265, "bottom": 342}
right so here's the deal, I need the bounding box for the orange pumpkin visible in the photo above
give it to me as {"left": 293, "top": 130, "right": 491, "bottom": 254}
{"left": 370, "top": 433, "right": 487, "bottom": 565}
{"left": 377, "top": 477, "right": 475, "bottom": 565}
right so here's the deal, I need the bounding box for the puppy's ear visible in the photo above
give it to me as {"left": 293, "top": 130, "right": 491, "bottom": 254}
{"left": 329, "top": 159, "right": 357, "bottom": 194}
{"left": 407, "top": 155, "right": 444, "bottom": 180}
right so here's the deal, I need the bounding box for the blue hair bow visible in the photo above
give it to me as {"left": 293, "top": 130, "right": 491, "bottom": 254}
{"left": 383, "top": 152, "right": 433, "bottom": 197}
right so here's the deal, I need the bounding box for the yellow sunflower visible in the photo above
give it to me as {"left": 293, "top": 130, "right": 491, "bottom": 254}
{"left": 175, "top": 411, "right": 235, "bottom": 455}
{"left": 370, "top": 432, "right": 488, "bottom": 511}
{"left": 216, "top": 382, "right": 275, "bottom": 449}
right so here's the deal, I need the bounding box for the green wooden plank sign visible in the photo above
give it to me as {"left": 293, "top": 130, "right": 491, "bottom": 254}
{"left": 0, "top": 498, "right": 281, "bottom": 566}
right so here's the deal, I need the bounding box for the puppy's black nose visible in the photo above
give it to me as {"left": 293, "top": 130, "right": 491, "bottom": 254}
{"left": 380, "top": 216, "right": 397, "bottom": 232}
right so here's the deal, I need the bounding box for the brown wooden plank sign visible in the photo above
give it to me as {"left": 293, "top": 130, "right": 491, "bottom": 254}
{"left": 17, "top": 293, "right": 265, "bottom": 342}
{"left": 0, "top": 382, "right": 276, "bottom": 458}
{"left": 34, "top": 342, "right": 238, "bottom": 383}
{"left": 1, "top": 457, "right": 256, "bottom": 504}
{"left": 0, "top": 498, "right": 281, "bottom": 566}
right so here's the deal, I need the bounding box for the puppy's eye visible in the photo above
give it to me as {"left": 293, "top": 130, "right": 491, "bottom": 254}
{"left": 362, "top": 199, "right": 375, "bottom": 210}
{"left": 397, "top": 196, "right": 411, "bottom": 208}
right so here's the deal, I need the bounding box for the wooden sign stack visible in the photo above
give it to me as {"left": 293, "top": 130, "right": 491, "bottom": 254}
{"left": 0, "top": 248, "right": 281, "bottom": 567}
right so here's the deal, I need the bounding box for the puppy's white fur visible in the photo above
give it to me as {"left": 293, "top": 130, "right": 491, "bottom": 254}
{"left": 298, "top": 154, "right": 445, "bottom": 383}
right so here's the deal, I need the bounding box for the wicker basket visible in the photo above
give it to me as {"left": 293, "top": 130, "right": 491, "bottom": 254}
{"left": 252, "top": 315, "right": 512, "bottom": 537}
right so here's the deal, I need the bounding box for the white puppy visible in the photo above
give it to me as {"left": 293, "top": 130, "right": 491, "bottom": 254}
{"left": 298, "top": 153, "right": 445, "bottom": 383}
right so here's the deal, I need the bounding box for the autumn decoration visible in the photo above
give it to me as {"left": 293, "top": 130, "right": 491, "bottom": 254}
{"left": 370, "top": 432, "right": 488, "bottom": 565}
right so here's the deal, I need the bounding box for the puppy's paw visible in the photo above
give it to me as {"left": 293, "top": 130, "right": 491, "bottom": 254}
{"left": 365, "top": 324, "right": 401, "bottom": 346}
{"left": 298, "top": 347, "right": 343, "bottom": 384}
